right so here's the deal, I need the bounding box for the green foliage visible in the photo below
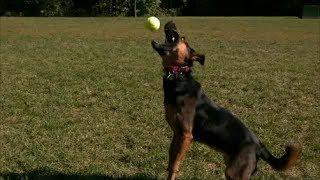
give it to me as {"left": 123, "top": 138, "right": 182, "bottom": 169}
{"left": 92, "top": 0, "right": 131, "bottom": 16}
{"left": 136, "top": 0, "right": 162, "bottom": 16}
{"left": 41, "top": 0, "right": 74, "bottom": 16}
{"left": 91, "top": 0, "right": 163, "bottom": 17}
{"left": 22, "top": 0, "right": 46, "bottom": 16}
{"left": 0, "top": 0, "right": 307, "bottom": 16}
{"left": 0, "top": 0, "right": 165, "bottom": 17}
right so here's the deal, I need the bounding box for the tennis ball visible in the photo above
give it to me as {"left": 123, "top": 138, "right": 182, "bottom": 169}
{"left": 146, "top": 16, "right": 160, "bottom": 31}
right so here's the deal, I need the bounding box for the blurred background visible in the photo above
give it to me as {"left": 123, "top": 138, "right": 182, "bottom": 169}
{"left": 0, "top": 0, "right": 319, "bottom": 18}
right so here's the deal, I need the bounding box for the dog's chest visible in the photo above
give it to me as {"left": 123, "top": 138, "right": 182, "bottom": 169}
{"left": 163, "top": 78, "right": 201, "bottom": 131}
{"left": 164, "top": 96, "right": 197, "bottom": 132}
{"left": 163, "top": 78, "right": 200, "bottom": 105}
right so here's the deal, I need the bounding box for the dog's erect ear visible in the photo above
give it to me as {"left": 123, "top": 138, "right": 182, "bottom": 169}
{"left": 183, "top": 38, "right": 205, "bottom": 65}
{"left": 190, "top": 49, "right": 205, "bottom": 65}
{"left": 192, "top": 54, "right": 205, "bottom": 65}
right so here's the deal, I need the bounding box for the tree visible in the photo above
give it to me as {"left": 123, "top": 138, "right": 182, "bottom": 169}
{"left": 41, "top": 0, "right": 74, "bottom": 16}
{"left": 136, "top": 0, "right": 162, "bottom": 16}
{"left": 92, "top": 0, "right": 131, "bottom": 16}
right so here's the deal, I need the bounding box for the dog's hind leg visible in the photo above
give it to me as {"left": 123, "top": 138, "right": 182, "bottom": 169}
{"left": 225, "top": 144, "right": 257, "bottom": 180}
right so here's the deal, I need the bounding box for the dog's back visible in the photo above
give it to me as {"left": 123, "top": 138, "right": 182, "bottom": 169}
{"left": 193, "top": 92, "right": 260, "bottom": 154}
{"left": 164, "top": 75, "right": 260, "bottom": 155}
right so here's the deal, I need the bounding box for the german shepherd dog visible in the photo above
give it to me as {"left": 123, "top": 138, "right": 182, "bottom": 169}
{"left": 151, "top": 21, "right": 301, "bottom": 180}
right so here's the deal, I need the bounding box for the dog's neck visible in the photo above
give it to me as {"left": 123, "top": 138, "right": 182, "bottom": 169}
{"left": 163, "top": 65, "right": 192, "bottom": 81}
{"left": 162, "top": 66, "right": 200, "bottom": 105}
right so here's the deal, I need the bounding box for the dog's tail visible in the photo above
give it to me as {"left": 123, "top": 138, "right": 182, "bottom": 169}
{"left": 259, "top": 142, "right": 301, "bottom": 171}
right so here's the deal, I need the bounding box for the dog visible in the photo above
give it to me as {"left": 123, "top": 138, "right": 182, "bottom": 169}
{"left": 151, "top": 21, "right": 301, "bottom": 180}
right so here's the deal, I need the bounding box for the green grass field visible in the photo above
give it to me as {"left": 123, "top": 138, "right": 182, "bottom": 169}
{"left": 1, "top": 17, "right": 319, "bottom": 179}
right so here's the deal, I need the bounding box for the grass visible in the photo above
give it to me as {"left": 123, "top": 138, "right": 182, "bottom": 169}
{"left": 0, "top": 17, "right": 319, "bottom": 179}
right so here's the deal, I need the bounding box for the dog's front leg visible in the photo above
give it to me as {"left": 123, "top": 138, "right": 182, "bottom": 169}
{"left": 168, "top": 131, "right": 193, "bottom": 180}
{"left": 167, "top": 97, "right": 196, "bottom": 180}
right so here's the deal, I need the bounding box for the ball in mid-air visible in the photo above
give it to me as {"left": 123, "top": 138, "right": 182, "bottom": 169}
{"left": 146, "top": 16, "right": 160, "bottom": 31}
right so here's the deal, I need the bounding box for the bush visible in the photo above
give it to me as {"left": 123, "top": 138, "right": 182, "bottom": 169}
{"left": 91, "top": 0, "right": 165, "bottom": 17}
{"left": 136, "top": 0, "right": 161, "bottom": 16}
{"left": 92, "top": 0, "right": 131, "bottom": 16}
{"left": 41, "top": 0, "right": 74, "bottom": 16}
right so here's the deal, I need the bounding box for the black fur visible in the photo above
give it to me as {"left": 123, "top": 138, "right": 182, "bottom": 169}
{"left": 163, "top": 75, "right": 261, "bottom": 156}
{"left": 153, "top": 21, "right": 301, "bottom": 179}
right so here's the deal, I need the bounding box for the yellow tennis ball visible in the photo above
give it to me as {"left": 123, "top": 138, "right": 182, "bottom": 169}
{"left": 146, "top": 16, "right": 160, "bottom": 31}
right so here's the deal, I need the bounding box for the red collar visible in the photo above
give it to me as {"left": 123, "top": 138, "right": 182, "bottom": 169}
{"left": 163, "top": 66, "right": 192, "bottom": 80}
{"left": 163, "top": 66, "right": 192, "bottom": 74}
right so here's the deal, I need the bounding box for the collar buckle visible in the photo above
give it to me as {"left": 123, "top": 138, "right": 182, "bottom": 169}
{"left": 164, "top": 66, "right": 191, "bottom": 80}
{"left": 167, "top": 72, "right": 175, "bottom": 80}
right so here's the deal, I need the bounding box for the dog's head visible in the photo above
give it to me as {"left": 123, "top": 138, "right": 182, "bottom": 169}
{"left": 151, "top": 21, "right": 205, "bottom": 68}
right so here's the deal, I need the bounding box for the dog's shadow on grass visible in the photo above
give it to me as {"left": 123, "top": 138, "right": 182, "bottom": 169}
{"left": 0, "top": 170, "right": 158, "bottom": 180}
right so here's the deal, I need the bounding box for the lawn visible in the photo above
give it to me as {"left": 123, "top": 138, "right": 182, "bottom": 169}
{"left": 0, "top": 17, "right": 319, "bottom": 179}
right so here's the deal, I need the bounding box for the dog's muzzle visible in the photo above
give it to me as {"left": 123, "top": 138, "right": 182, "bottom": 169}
{"left": 151, "top": 40, "right": 172, "bottom": 56}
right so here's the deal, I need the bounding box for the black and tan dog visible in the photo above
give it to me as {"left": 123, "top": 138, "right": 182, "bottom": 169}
{"left": 151, "top": 21, "right": 301, "bottom": 180}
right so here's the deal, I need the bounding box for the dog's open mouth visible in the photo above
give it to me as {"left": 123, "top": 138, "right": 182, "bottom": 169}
{"left": 164, "top": 21, "right": 180, "bottom": 44}
{"left": 151, "top": 21, "right": 180, "bottom": 55}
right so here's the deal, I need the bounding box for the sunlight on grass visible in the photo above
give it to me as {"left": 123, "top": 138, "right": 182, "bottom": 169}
{"left": 0, "top": 17, "right": 319, "bottom": 179}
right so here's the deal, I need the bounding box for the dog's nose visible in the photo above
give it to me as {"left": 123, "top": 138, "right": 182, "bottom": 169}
{"left": 151, "top": 40, "right": 160, "bottom": 49}
{"left": 151, "top": 40, "right": 157, "bottom": 45}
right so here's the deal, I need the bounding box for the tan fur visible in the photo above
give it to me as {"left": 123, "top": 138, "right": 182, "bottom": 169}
{"left": 161, "top": 42, "right": 189, "bottom": 67}
{"left": 175, "top": 42, "right": 189, "bottom": 64}
{"left": 278, "top": 143, "right": 302, "bottom": 170}
{"left": 168, "top": 133, "right": 193, "bottom": 180}
{"left": 226, "top": 145, "right": 257, "bottom": 180}
{"left": 164, "top": 104, "right": 178, "bottom": 131}
{"left": 177, "top": 97, "right": 197, "bottom": 132}
{"left": 165, "top": 97, "right": 197, "bottom": 180}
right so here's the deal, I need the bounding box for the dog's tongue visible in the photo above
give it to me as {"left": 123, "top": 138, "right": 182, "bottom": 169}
{"left": 164, "top": 21, "right": 180, "bottom": 44}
